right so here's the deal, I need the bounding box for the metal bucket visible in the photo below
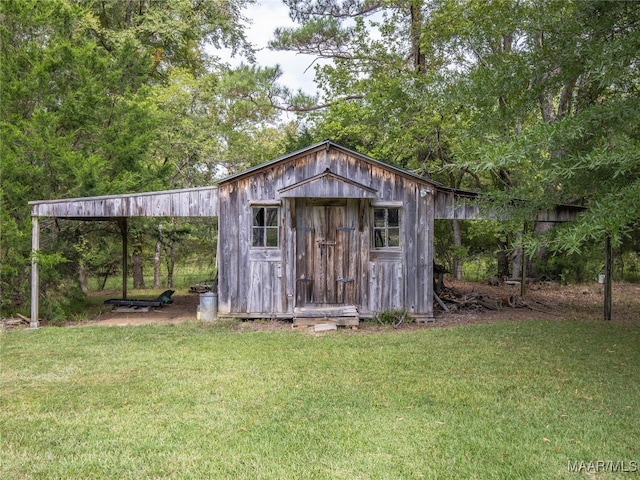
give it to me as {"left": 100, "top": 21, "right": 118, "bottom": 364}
{"left": 199, "top": 291, "right": 218, "bottom": 321}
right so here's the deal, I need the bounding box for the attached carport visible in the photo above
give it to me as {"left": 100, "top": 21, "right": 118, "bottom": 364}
{"left": 29, "top": 187, "right": 219, "bottom": 328}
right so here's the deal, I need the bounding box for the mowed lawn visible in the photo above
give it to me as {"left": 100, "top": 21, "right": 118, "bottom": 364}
{"left": 1, "top": 320, "right": 639, "bottom": 479}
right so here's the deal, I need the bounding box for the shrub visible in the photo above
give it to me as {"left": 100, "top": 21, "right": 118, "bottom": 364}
{"left": 374, "top": 309, "right": 413, "bottom": 328}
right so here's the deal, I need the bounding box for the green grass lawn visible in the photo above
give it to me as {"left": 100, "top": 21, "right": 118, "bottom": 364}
{"left": 1, "top": 320, "right": 639, "bottom": 479}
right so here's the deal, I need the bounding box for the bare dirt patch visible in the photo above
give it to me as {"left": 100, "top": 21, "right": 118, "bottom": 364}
{"left": 3, "top": 281, "right": 631, "bottom": 331}
{"left": 61, "top": 280, "right": 639, "bottom": 331}
{"left": 77, "top": 292, "right": 201, "bottom": 327}
{"left": 430, "top": 280, "right": 640, "bottom": 329}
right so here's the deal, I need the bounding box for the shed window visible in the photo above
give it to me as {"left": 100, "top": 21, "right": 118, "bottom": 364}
{"left": 373, "top": 208, "right": 400, "bottom": 248}
{"left": 252, "top": 207, "right": 279, "bottom": 247}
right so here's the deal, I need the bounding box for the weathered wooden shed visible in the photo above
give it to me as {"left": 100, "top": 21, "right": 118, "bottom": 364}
{"left": 214, "top": 140, "right": 476, "bottom": 324}
{"left": 29, "top": 140, "right": 512, "bottom": 327}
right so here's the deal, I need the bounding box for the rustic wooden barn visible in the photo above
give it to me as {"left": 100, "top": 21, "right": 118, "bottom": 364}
{"left": 29, "top": 140, "right": 585, "bottom": 327}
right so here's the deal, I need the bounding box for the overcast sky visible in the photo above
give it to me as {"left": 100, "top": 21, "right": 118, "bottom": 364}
{"left": 218, "top": 0, "right": 321, "bottom": 95}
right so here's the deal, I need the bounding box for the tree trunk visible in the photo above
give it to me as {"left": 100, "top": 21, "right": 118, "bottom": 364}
{"left": 78, "top": 264, "right": 89, "bottom": 294}
{"left": 100, "top": 273, "right": 109, "bottom": 291}
{"left": 153, "top": 238, "right": 161, "bottom": 289}
{"left": 452, "top": 218, "right": 463, "bottom": 280}
{"left": 132, "top": 246, "right": 145, "bottom": 289}
{"left": 410, "top": 1, "right": 426, "bottom": 73}
{"left": 497, "top": 237, "right": 510, "bottom": 278}
{"left": 165, "top": 244, "right": 175, "bottom": 288}
{"left": 511, "top": 232, "right": 523, "bottom": 280}
{"left": 532, "top": 221, "right": 554, "bottom": 278}
{"left": 604, "top": 233, "right": 612, "bottom": 321}
{"left": 166, "top": 262, "right": 174, "bottom": 288}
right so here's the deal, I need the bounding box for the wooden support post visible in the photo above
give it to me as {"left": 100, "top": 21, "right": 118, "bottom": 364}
{"left": 426, "top": 188, "right": 435, "bottom": 318}
{"left": 30, "top": 216, "right": 40, "bottom": 328}
{"left": 119, "top": 218, "right": 128, "bottom": 300}
{"left": 604, "top": 232, "right": 612, "bottom": 321}
{"left": 520, "top": 222, "right": 527, "bottom": 298}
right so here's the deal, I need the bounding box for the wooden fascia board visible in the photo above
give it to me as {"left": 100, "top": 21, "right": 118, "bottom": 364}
{"left": 29, "top": 186, "right": 219, "bottom": 218}
{"left": 278, "top": 169, "right": 377, "bottom": 198}
{"left": 433, "top": 188, "right": 586, "bottom": 222}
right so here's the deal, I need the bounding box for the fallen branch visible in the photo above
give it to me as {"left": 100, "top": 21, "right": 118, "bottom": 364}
{"left": 476, "top": 296, "right": 500, "bottom": 310}
{"left": 522, "top": 302, "right": 562, "bottom": 317}
{"left": 434, "top": 292, "right": 449, "bottom": 313}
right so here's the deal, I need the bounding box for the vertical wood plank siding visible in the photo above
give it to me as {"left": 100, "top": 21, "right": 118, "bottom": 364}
{"left": 369, "top": 260, "right": 404, "bottom": 311}
{"left": 434, "top": 191, "right": 479, "bottom": 220}
{"left": 218, "top": 145, "right": 437, "bottom": 318}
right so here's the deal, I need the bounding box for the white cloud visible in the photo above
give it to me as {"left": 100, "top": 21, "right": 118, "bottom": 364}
{"left": 210, "top": 0, "right": 321, "bottom": 95}
{"left": 208, "top": 1, "right": 386, "bottom": 98}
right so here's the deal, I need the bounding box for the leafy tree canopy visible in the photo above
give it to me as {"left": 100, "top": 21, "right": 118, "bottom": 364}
{"left": 0, "top": 0, "right": 289, "bottom": 316}
{"left": 274, "top": 0, "right": 640, "bottom": 255}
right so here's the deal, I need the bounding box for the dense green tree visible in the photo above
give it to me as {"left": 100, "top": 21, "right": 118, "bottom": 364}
{"left": 1, "top": 0, "right": 160, "bottom": 313}
{"left": 423, "top": 0, "right": 640, "bottom": 256}
{"left": 0, "top": 0, "right": 283, "bottom": 317}
{"left": 273, "top": 0, "right": 640, "bottom": 278}
{"left": 4, "top": 0, "right": 637, "bottom": 318}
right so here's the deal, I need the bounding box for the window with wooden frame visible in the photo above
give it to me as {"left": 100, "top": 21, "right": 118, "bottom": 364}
{"left": 373, "top": 207, "right": 400, "bottom": 248}
{"left": 252, "top": 206, "right": 279, "bottom": 247}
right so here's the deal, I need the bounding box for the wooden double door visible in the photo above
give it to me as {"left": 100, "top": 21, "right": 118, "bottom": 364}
{"left": 296, "top": 200, "right": 358, "bottom": 306}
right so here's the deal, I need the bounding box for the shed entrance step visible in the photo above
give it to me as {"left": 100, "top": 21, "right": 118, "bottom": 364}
{"left": 293, "top": 305, "right": 359, "bottom": 326}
